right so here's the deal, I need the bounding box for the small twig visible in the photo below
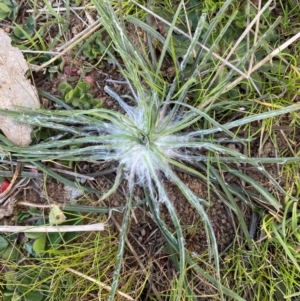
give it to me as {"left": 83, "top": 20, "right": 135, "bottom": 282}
{"left": 21, "top": 50, "right": 60, "bottom": 54}
{"left": 182, "top": 1, "right": 195, "bottom": 57}
{"left": 66, "top": 268, "right": 136, "bottom": 301}
{"left": 106, "top": 79, "right": 128, "bottom": 84}
{"left": 16, "top": 201, "right": 55, "bottom": 209}
{"left": 0, "top": 162, "right": 22, "bottom": 202}
{"left": 0, "top": 223, "right": 104, "bottom": 233}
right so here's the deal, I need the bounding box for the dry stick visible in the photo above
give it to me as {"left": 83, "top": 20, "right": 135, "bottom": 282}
{"left": 245, "top": 0, "right": 261, "bottom": 97}
{"left": 0, "top": 223, "right": 104, "bottom": 233}
{"left": 66, "top": 268, "right": 136, "bottom": 301}
{"left": 245, "top": 0, "right": 251, "bottom": 87}
{"left": 199, "top": 31, "right": 300, "bottom": 110}
{"left": 0, "top": 160, "right": 39, "bottom": 168}
{"left": 279, "top": 129, "right": 296, "bottom": 156}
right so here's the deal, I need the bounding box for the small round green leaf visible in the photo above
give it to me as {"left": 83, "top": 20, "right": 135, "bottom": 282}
{"left": 76, "top": 81, "right": 90, "bottom": 92}
{"left": 71, "top": 98, "right": 80, "bottom": 107}
{"left": 32, "top": 235, "right": 46, "bottom": 254}
{"left": 65, "top": 90, "right": 74, "bottom": 103}
{"left": 0, "top": 3, "right": 10, "bottom": 13}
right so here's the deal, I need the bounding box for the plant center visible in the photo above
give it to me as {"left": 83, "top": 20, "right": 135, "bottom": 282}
{"left": 140, "top": 132, "right": 151, "bottom": 148}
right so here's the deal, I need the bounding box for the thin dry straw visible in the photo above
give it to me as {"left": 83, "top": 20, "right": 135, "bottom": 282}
{"left": 129, "top": 0, "right": 248, "bottom": 79}
{"left": 67, "top": 268, "right": 135, "bottom": 301}
{"left": 26, "top": 6, "right": 96, "bottom": 13}
{"left": 215, "top": 31, "right": 300, "bottom": 102}
{"left": 0, "top": 223, "right": 104, "bottom": 232}
{"left": 207, "top": 0, "right": 274, "bottom": 90}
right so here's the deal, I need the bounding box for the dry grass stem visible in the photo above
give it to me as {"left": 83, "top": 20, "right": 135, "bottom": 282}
{"left": 129, "top": 0, "right": 248, "bottom": 79}
{"left": 0, "top": 223, "right": 104, "bottom": 232}
{"left": 66, "top": 268, "right": 136, "bottom": 301}
{"left": 34, "top": 22, "right": 102, "bottom": 71}
{"left": 248, "top": 0, "right": 262, "bottom": 76}
{"left": 199, "top": 31, "right": 300, "bottom": 109}
{"left": 26, "top": 6, "right": 96, "bottom": 13}
{"left": 225, "top": 31, "right": 300, "bottom": 91}
{"left": 56, "top": 19, "right": 100, "bottom": 52}
{"left": 208, "top": 0, "right": 272, "bottom": 91}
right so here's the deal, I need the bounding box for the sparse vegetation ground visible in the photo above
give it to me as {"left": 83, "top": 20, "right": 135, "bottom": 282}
{"left": 0, "top": 0, "right": 300, "bottom": 300}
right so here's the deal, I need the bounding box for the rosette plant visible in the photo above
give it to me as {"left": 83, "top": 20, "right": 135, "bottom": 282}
{"left": 0, "top": 0, "right": 300, "bottom": 299}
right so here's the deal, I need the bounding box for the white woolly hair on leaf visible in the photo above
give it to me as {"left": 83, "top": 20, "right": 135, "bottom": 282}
{"left": 100, "top": 85, "right": 214, "bottom": 200}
